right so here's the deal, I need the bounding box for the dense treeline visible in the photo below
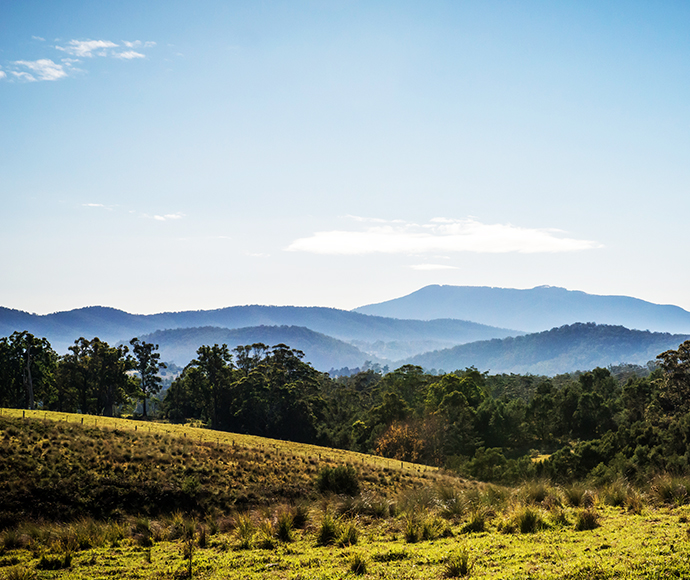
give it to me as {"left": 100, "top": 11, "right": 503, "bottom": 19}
{"left": 3, "top": 330, "right": 690, "bottom": 485}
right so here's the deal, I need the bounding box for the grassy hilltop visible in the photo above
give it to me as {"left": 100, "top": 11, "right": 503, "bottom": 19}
{"left": 2, "top": 412, "right": 690, "bottom": 579}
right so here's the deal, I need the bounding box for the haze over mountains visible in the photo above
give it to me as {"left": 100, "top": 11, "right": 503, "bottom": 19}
{"left": 355, "top": 285, "right": 690, "bottom": 334}
{"left": 2, "top": 285, "right": 690, "bottom": 374}
{"left": 0, "top": 304, "right": 517, "bottom": 365}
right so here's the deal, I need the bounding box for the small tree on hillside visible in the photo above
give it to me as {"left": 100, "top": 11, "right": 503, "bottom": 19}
{"left": 130, "top": 338, "right": 166, "bottom": 418}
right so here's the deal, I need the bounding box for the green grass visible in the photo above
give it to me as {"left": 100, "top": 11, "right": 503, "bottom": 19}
{"left": 3, "top": 410, "right": 690, "bottom": 578}
{"left": 0, "top": 507, "right": 688, "bottom": 579}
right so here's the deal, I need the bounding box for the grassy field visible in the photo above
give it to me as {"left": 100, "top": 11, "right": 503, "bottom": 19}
{"left": 1, "top": 410, "right": 690, "bottom": 579}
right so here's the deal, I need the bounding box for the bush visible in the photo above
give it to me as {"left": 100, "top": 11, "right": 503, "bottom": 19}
{"left": 316, "top": 465, "right": 360, "bottom": 496}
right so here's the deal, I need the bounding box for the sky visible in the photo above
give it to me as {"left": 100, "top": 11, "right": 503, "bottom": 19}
{"left": 2, "top": 0, "right": 690, "bottom": 315}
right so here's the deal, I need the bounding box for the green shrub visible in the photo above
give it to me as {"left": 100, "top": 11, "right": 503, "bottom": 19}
{"left": 316, "top": 465, "right": 360, "bottom": 496}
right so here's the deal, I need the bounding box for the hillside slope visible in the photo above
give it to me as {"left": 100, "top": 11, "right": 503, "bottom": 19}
{"left": 406, "top": 323, "right": 690, "bottom": 375}
{"left": 354, "top": 285, "right": 690, "bottom": 333}
{"left": 138, "top": 325, "right": 381, "bottom": 370}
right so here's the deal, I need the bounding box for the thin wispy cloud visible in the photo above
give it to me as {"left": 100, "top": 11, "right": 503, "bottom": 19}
{"left": 410, "top": 264, "right": 459, "bottom": 270}
{"left": 13, "top": 59, "right": 67, "bottom": 81}
{"left": 1, "top": 37, "right": 155, "bottom": 82}
{"left": 115, "top": 51, "right": 145, "bottom": 60}
{"left": 286, "top": 218, "right": 603, "bottom": 255}
{"left": 152, "top": 213, "right": 184, "bottom": 221}
{"left": 82, "top": 203, "right": 114, "bottom": 210}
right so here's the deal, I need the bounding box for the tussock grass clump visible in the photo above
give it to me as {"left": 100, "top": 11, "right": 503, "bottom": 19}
{"left": 337, "top": 522, "right": 359, "bottom": 547}
{"left": 561, "top": 483, "right": 596, "bottom": 508}
{"left": 234, "top": 514, "right": 254, "bottom": 549}
{"left": 349, "top": 552, "right": 367, "bottom": 575}
{"left": 276, "top": 511, "right": 294, "bottom": 543}
{"left": 443, "top": 548, "right": 474, "bottom": 578}
{"left": 501, "top": 506, "right": 548, "bottom": 534}
{"left": 0, "top": 530, "right": 25, "bottom": 552}
{"left": 651, "top": 475, "right": 690, "bottom": 506}
{"left": 316, "top": 513, "right": 339, "bottom": 546}
{"left": 574, "top": 508, "right": 600, "bottom": 531}
{"left": 3, "top": 566, "right": 35, "bottom": 580}
{"left": 257, "top": 520, "right": 275, "bottom": 549}
{"left": 461, "top": 509, "right": 487, "bottom": 534}
{"left": 290, "top": 503, "right": 310, "bottom": 529}
{"left": 372, "top": 548, "right": 408, "bottom": 562}
{"left": 36, "top": 552, "right": 72, "bottom": 570}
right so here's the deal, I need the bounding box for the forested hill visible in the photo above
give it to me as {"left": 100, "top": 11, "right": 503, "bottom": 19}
{"left": 354, "top": 285, "right": 690, "bottom": 334}
{"left": 406, "top": 323, "right": 690, "bottom": 375}
{"left": 0, "top": 305, "right": 518, "bottom": 356}
{"left": 137, "top": 325, "right": 379, "bottom": 371}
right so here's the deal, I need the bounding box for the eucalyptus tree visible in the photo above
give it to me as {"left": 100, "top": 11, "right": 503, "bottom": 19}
{"left": 0, "top": 331, "right": 57, "bottom": 409}
{"left": 129, "top": 338, "right": 166, "bottom": 418}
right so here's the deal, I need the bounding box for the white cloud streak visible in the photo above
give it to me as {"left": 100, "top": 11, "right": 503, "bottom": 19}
{"left": 13, "top": 59, "right": 67, "bottom": 81}
{"left": 0, "top": 71, "right": 6, "bottom": 80}
{"left": 56, "top": 39, "right": 118, "bottom": 57}
{"left": 410, "top": 264, "right": 459, "bottom": 270}
{"left": 152, "top": 213, "right": 184, "bottom": 221}
{"left": 114, "top": 51, "right": 145, "bottom": 60}
{"left": 286, "top": 218, "right": 603, "bottom": 255}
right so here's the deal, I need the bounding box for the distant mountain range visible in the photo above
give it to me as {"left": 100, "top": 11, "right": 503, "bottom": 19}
{"left": 0, "top": 304, "right": 517, "bottom": 359}
{"left": 355, "top": 285, "right": 690, "bottom": 334}
{"left": 3, "top": 285, "right": 690, "bottom": 375}
{"left": 406, "top": 323, "right": 690, "bottom": 375}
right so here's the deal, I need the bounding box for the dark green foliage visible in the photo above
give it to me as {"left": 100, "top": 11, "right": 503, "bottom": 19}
{"left": 316, "top": 465, "right": 360, "bottom": 496}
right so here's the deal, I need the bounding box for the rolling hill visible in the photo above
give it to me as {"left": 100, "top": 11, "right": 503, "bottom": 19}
{"left": 137, "top": 325, "right": 380, "bottom": 371}
{"left": 405, "top": 322, "right": 690, "bottom": 375}
{"left": 354, "top": 285, "right": 690, "bottom": 334}
{"left": 0, "top": 304, "right": 519, "bottom": 358}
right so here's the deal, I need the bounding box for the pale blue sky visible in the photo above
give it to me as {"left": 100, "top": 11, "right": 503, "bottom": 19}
{"left": 2, "top": 1, "right": 690, "bottom": 314}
